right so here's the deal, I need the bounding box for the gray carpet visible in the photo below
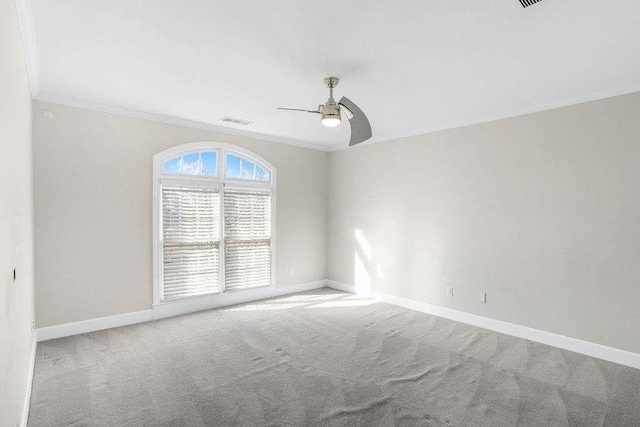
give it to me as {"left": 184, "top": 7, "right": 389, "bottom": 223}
{"left": 29, "top": 288, "right": 640, "bottom": 426}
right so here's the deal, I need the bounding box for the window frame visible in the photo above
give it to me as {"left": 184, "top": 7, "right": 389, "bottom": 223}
{"left": 153, "top": 142, "right": 276, "bottom": 306}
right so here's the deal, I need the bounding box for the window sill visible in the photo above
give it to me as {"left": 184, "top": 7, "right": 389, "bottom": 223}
{"left": 152, "top": 284, "right": 277, "bottom": 319}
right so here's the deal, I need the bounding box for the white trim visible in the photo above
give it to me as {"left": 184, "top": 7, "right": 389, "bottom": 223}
{"left": 36, "top": 310, "right": 154, "bottom": 342}
{"left": 152, "top": 154, "right": 161, "bottom": 307}
{"left": 160, "top": 176, "right": 222, "bottom": 190}
{"left": 220, "top": 166, "right": 226, "bottom": 293}
{"left": 326, "top": 280, "right": 640, "bottom": 370}
{"left": 14, "top": 0, "right": 39, "bottom": 96}
{"left": 34, "top": 93, "right": 330, "bottom": 151}
{"left": 20, "top": 333, "right": 36, "bottom": 427}
{"left": 324, "top": 280, "right": 355, "bottom": 294}
{"left": 27, "top": 75, "right": 640, "bottom": 155}
{"left": 324, "top": 84, "right": 640, "bottom": 152}
{"left": 35, "top": 281, "right": 328, "bottom": 341}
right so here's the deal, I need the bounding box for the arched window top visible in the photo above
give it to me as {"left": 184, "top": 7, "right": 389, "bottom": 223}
{"left": 155, "top": 142, "right": 274, "bottom": 184}
{"left": 162, "top": 151, "right": 219, "bottom": 176}
{"left": 224, "top": 152, "right": 270, "bottom": 182}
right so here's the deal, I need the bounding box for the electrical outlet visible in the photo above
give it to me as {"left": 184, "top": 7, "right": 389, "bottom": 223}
{"left": 477, "top": 291, "right": 487, "bottom": 304}
{"left": 446, "top": 286, "right": 454, "bottom": 297}
{"left": 31, "top": 318, "right": 35, "bottom": 330}
{"left": 287, "top": 267, "right": 295, "bottom": 278}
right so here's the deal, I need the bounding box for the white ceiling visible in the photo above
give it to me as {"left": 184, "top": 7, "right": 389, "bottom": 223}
{"left": 25, "top": 0, "right": 640, "bottom": 150}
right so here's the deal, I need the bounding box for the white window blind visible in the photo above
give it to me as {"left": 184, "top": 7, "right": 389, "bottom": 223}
{"left": 162, "top": 186, "right": 221, "bottom": 300}
{"left": 224, "top": 189, "right": 272, "bottom": 291}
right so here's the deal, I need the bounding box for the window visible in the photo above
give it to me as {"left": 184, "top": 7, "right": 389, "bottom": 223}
{"left": 224, "top": 189, "right": 272, "bottom": 291}
{"left": 162, "top": 185, "right": 221, "bottom": 299}
{"left": 153, "top": 143, "right": 275, "bottom": 303}
{"left": 225, "top": 153, "right": 270, "bottom": 181}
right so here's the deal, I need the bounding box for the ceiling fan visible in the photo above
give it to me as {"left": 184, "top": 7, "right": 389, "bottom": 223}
{"left": 278, "top": 77, "right": 372, "bottom": 146}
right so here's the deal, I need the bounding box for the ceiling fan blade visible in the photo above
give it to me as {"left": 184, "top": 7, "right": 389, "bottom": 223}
{"left": 277, "top": 107, "right": 320, "bottom": 114}
{"left": 338, "top": 97, "right": 372, "bottom": 146}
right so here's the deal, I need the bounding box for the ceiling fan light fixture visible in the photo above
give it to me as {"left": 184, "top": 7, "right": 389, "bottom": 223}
{"left": 320, "top": 95, "right": 341, "bottom": 127}
{"left": 321, "top": 116, "right": 341, "bottom": 127}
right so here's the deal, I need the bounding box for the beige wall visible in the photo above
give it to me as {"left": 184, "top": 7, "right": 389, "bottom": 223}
{"left": 32, "top": 77, "right": 640, "bottom": 355}
{"left": 0, "top": 0, "right": 36, "bottom": 424}
{"left": 33, "top": 101, "right": 327, "bottom": 327}
{"left": 328, "top": 92, "right": 640, "bottom": 354}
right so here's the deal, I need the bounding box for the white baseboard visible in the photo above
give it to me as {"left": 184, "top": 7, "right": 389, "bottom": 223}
{"left": 21, "top": 333, "right": 36, "bottom": 427}
{"left": 36, "top": 310, "right": 154, "bottom": 342}
{"left": 36, "top": 280, "right": 328, "bottom": 342}
{"left": 152, "top": 280, "right": 327, "bottom": 319}
{"left": 323, "top": 280, "right": 355, "bottom": 294}
{"left": 326, "top": 280, "right": 640, "bottom": 370}
{"left": 37, "top": 279, "right": 638, "bottom": 369}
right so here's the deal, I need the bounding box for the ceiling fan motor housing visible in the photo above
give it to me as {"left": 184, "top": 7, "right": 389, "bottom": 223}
{"left": 320, "top": 76, "right": 341, "bottom": 125}
{"left": 320, "top": 100, "right": 341, "bottom": 121}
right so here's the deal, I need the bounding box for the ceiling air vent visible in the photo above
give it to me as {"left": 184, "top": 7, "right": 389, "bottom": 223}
{"left": 220, "top": 116, "right": 253, "bottom": 126}
{"left": 515, "top": 0, "right": 543, "bottom": 8}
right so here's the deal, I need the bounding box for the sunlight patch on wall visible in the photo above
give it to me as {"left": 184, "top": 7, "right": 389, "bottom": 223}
{"left": 355, "top": 228, "right": 372, "bottom": 261}
{"left": 355, "top": 251, "right": 371, "bottom": 296}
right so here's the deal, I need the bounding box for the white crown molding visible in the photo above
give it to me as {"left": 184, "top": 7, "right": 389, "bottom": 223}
{"left": 34, "top": 83, "right": 640, "bottom": 155}
{"left": 34, "top": 93, "right": 332, "bottom": 152}
{"left": 36, "top": 280, "right": 329, "bottom": 342}
{"left": 31, "top": 83, "right": 640, "bottom": 154}
{"left": 326, "top": 280, "right": 640, "bottom": 370}
{"left": 14, "top": 0, "right": 39, "bottom": 96}
{"left": 20, "top": 333, "right": 36, "bottom": 427}
{"left": 34, "top": 85, "right": 640, "bottom": 154}
{"left": 325, "top": 83, "right": 640, "bottom": 152}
